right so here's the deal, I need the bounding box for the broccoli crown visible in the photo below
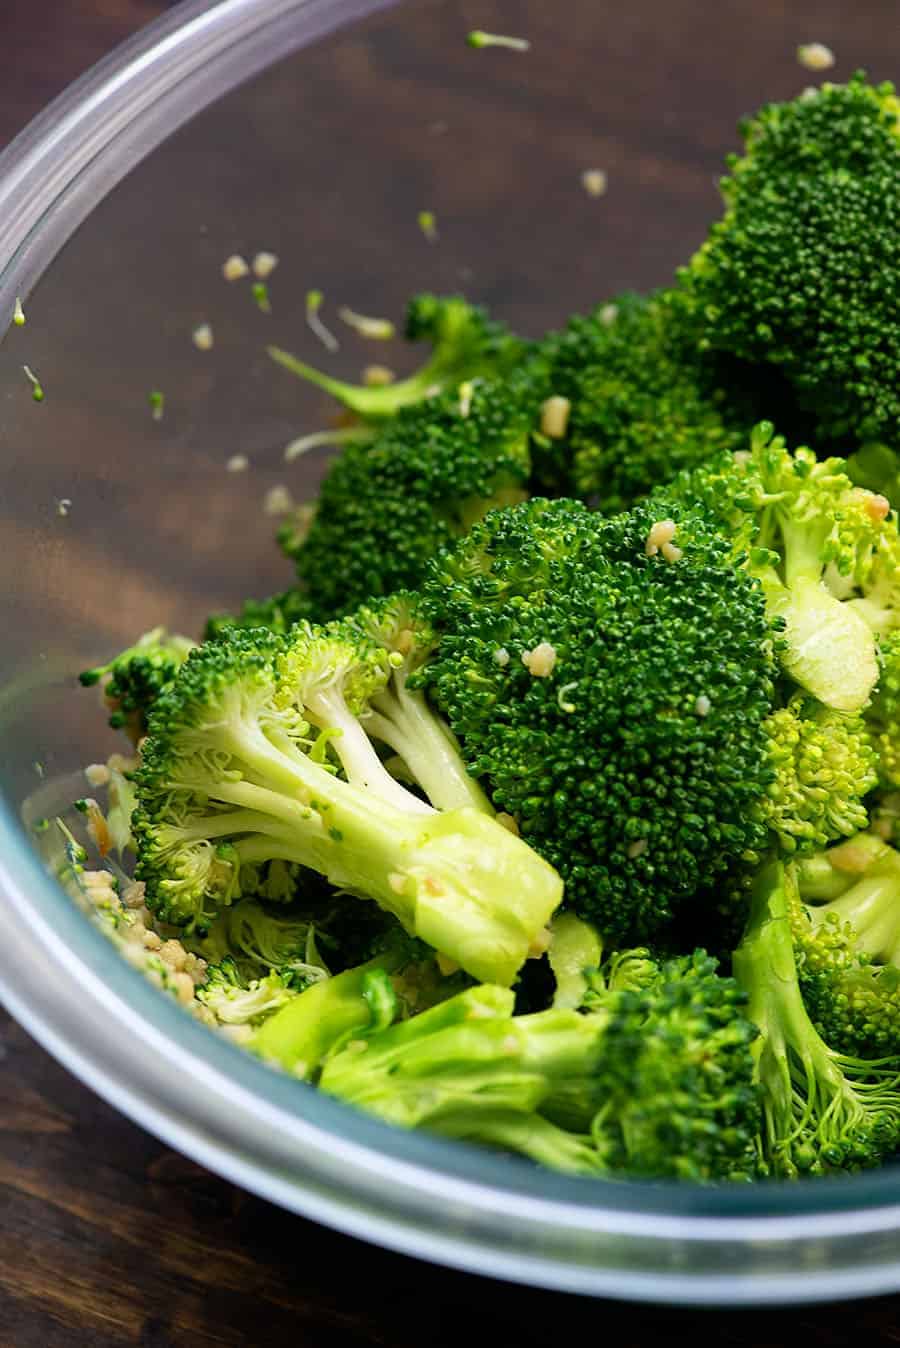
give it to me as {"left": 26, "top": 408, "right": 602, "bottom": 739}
{"left": 588, "top": 949, "right": 761, "bottom": 1182}
{"left": 421, "top": 496, "right": 778, "bottom": 941}
{"left": 205, "top": 587, "right": 313, "bottom": 642}
{"left": 531, "top": 292, "right": 774, "bottom": 510}
{"left": 79, "top": 627, "right": 196, "bottom": 738}
{"left": 663, "top": 422, "right": 900, "bottom": 712}
{"left": 133, "top": 622, "right": 562, "bottom": 982}
{"left": 867, "top": 631, "right": 900, "bottom": 788}
{"left": 759, "top": 695, "right": 876, "bottom": 854}
{"left": 793, "top": 834, "right": 900, "bottom": 1058}
{"left": 283, "top": 371, "right": 540, "bottom": 622}
{"left": 733, "top": 859, "right": 900, "bottom": 1176}
{"left": 197, "top": 956, "right": 300, "bottom": 1026}
{"left": 681, "top": 73, "right": 900, "bottom": 443}
{"left": 317, "top": 949, "right": 758, "bottom": 1181}
{"left": 188, "top": 898, "right": 330, "bottom": 987}
{"left": 269, "top": 292, "right": 527, "bottom": 424}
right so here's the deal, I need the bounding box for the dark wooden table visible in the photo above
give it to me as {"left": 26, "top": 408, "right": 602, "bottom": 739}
{"left": 4, "top": 2, "right": 900, "bottom": 1343}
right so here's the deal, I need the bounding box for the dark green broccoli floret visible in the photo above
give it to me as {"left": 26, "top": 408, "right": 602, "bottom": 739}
{"left": 681, "top": 73, "right": 900, "bottom": 444}
{"left": 79, "top": 627, "right": 196, "bottom": 739}
{"left": 793, "top": 833, "right": 900, "bottom": 1058}
{"left": 662, "top": 422, "right": 900, "bottom": 712}
{"left": 530, "top": 291, "right": 779, "bottom": 509}
{"left": 269, "top": 292, "right": 526, "bottom": 424}
{"left": 733, "top": 859, "right": 900, "bottom": 1176}
{"left": 133, "top": 623, "right": 561, "bottom": 984}
{"left": 205, "top": 587, "right": 313, "bottom": 641}
{"left": 281, "top": 371, "right": 539, "bottom": 621}
{"left": 420, "top": 496, "right": 778, "bottom": 942}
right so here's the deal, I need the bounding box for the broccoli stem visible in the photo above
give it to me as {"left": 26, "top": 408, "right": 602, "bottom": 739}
{"left": 303, "top": 683, "right": 433, "bottom": 815}
{"left": 756, "top": 564, "right": 878, "bottom": 713}
{"left": 165, "top": 710, "right": 562, "bottom": 984}
{"left": 797, "top": 833, "right": 892, "bottom": 901}
{"left": 268, "top": 346, "right": 444, "bottom": 422}
{"left": 436, "top": 1109, "right": 605, "bottom": 1175}
{"left": 364, "top": 676, "right": 493, "bottom": 813}
{"left": 733, "top": 860, "right": 900, "bottom": 1175}
{"left": 253, "top": 952, "right": 405, "bottom": 1076}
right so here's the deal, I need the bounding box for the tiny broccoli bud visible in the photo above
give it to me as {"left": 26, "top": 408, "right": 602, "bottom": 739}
{"left": 252, "top": 281, "right": 271, "bottom": 313}
{"left": 148, "top": 390, "right": 165, "bottom": 421}
{"left": 305, "top": 289, "right": 339, "bottom": 351}
{"left": 13, "top": 296, "right": 25, "bottom": 326}
{"left": 338, "top": 307, "right": 396, "bottom": 340}
{"left": 417, "top": 210, "right": 438, "bottom": 242}
{"left": 23, "top": 364, "right": 43, "bottom": 401}
{"left": 467, "top": 30, "right": 530, "bottom": 51}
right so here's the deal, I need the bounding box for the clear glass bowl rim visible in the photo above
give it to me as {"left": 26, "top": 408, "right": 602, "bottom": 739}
{"left": 3, "top": 0, "right": 900, "bottom": 1304}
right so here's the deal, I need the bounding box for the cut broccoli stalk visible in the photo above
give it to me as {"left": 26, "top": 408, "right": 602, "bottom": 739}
{"left": 756, "top": 563, "right": 878, "bottom": 716}
{"left": 134, "top": 628, "right": 562, "bottom": 985}
{"left": 733, "top": 859, "right": 900, "bottom": 1175}
{"left": 548, "top": 912, "right": 603, "bottom": 1009}
{"left": 254, "top": 952, "right": 405, "bottom": 1075}
{"left": 318, "top": 983, "right": 604, "bottom": 1174}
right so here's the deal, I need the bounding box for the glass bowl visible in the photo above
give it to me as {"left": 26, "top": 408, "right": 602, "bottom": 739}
{"left": 3, "top": 0, "right": 900, "bottom": 1306}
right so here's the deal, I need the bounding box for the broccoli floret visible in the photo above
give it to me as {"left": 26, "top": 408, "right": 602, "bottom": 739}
{"left": 759, "top": 695, "right": 877, "bottom": 854}
{"left": 663, "top": 422, "right": 900, "bottom": 712}
{"left": 732, "top": 859, "right": 900, "bottom": 1176}
{"left": 205, "top": 588, "right": 313, "bottom": 641}
{"left": 197, "top": 955, "right": 300, "bottom": 1026}
{"left": 133, "top": 624, "right": 562, "bottom": 984}
{"left": 793, "top": 833, "right": 900, "bottom": 1057}
{"left": 281, "top": 372, "right": 539, "bottom": 621}
{"left": 681, "top": 73, "right": 900, "bottom": 444}
{"left": 318, "top": 950, "right": 759, "bottom": 1181}
{"left": 531, "top": 292, "right": 778, "bottom": 510}
{"left": 187, "top": 898, "right": 330, "bottom": 988}
{"left": 269, "top": 293, "right": 526, "bottom": 424}
{"left": 866, "top": 631, "right": 900, "bottom": 789}
{"left": 421, "top": 496, "right": 777, "bottom": 942}
{"left": 79, "top": 627, "right": 196, "bottom": 740}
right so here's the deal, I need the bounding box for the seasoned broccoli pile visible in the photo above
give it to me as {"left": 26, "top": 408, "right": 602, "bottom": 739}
{"left": 72, "top": 72, "right": 900, "bottom": 1183}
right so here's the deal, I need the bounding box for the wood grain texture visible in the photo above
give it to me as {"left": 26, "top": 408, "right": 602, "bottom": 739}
{"left": 5, "top": 1, "right": 900, "bottom": 1344}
